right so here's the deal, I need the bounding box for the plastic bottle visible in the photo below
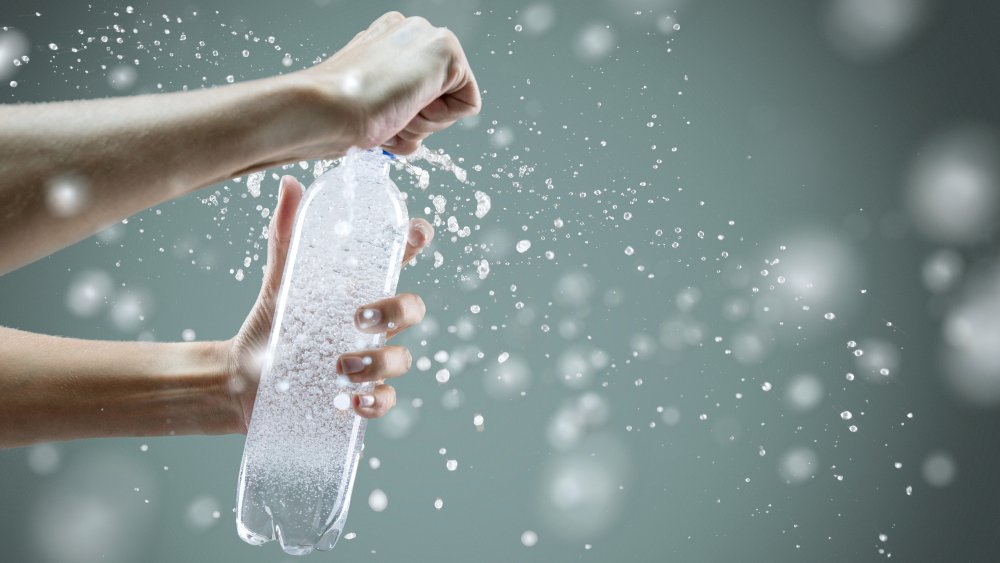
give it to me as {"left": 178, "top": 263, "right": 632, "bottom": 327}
{"left": 236, "top": 149, "right": 408, "bottom": 555}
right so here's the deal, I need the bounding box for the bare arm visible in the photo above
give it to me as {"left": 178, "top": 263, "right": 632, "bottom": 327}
{"left": 0, "top": 327, "right": 235, "bottom": 447}
{"left": 0, "top": 175, "right": 434, "bottom": 449}
{"left": 0, "top": 76, "right": 329, "bottom": 275}
{"left": 0, "top": 12, "right": 479, "bottom": 275}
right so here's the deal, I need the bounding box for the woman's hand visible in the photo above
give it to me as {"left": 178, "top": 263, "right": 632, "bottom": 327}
{"left": 289, "top": 11, "right": 481, "bottom": 157}
{"left": 223, "top": 175, "right": 434, "bottom": 433}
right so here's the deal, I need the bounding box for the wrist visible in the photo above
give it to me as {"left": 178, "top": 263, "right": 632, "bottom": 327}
{"left": 232, "top": 72, "right": 361, "bottom": 175}
{"left": 196, "top": 339, "right": 244, "bottom": 434}
{"left": 160, "top": 340, "right": 241, "bottom": 435}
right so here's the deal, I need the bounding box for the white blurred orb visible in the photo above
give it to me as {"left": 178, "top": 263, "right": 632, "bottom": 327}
{"left": 519, "top": 3, "right": 556, "bottom": 35}
{"left": 0, "top": 29, "right": 29, "bottom": 80}
{"left": 27, "top": 444, "right": 61, "bottom": 475}
{"left": 558, "top": 317, "right": 582, "bottom": 340}
{"left": 779, "top": 447, "right": 818, "bottom": 484}
{"left": 538, "top": 435, "right": 630, "bottom": 540}
{"left": 854, "top": 338, "right": 900, "bottom": 384}
{"left": 547, "top": 407, "right": 585, "bottom": 451}
{"left": 922, "top": 451, "right": 957, "bottom": 487}
{"left": 556, "top": 346, "right": 606, "bottom": 389}
{"left": 547, "top": 393, "right": 611, "bottom": 450}
{"left": 922, "top": 250, "right": 964, "bottom": 293}
{"left": 31, "top": 453, "right": 156, "bottom": 563}
{"left": 109, "top": 290, "right": 152, "bottom": 333}
{"left": 185, "top": 495, "right": 221, "bottom": 531}
{"left": 824, "top": 0, "right": 929, "bottom": 62}
{"left": 907, "top": 127, "right": 1000, "bottom": 244}
{"left": 577, "top": 392, "right": 610, "bottom": 426}
{"left": 774, "top": 231, "right": 861, "bottom": 312}
{"left": 483, "top": 355, "right": 532, "bottom": 398}
{"left": 785, "top": 373, "right": 824, "bottom": 412}
{"left": 574, "top": 23, "right": 616, "bottom": 63}
{"left": 554, "top": 271, "right": 596, "bottom": 307}
{"left": 368, "top": 488, "right": 388, "bottom": 512}
{"left": 675, "top": 286, "right": 702, "bottom": 312}
{"left": 659, "top": 316, "right": 705, "bottom": 350}
{"left": 441, "top": 388, "right": 465, "bottom": 410}
{"left": 660, "top": 406, "right": 681, "bottom": 426}
{"left": 629, "top": 333, "right": 658, "bottom": 359}
{"left": 722, "top": 297, "right": 750, "bottom": 321}
{"left": 454, "top": 317, "right": 477, "bottom": 340}
{"left": 489, "top": 126, "right": 514, "bottom": 149}
{"left": 520, "top": 530, "right": 539, "bottom": 547}
{"left": 557, "top": 349, "right": 591, "bottom": 389}
{"left": 375, "top": 401, "right": 418, "bottom": 439}
{"left": 108, "top": 64, "right": 138, "bottom": 91}
{"left": 731, "top": 327, "right": 772, "bottom": 365}
{"left": 46, "top": 175, "right": 90, "bottom": 217}
{"left": 942, "top": 263, "right": 1000, "bottom": 404}
{"left": 66, "top": 270, "right": 114, "bottom": 317}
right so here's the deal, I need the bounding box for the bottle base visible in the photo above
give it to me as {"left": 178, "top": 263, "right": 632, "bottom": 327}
{"left": 237, "top": 517, "right": 343, "bottom": 555}
{"left": 236, "top": 519, "right": 271, "bottom": 547}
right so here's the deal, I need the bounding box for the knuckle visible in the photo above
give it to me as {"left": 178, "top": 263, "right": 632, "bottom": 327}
{"left": 390, "top": 347, "right": 410, "bottom": 372}
{"left": 407, "top": 15, "right": 430, "bottom": 27}
{"left": 400, "top": 293, "right": 422, "bottom": 317}
{"left": 431, "top": 29, "right": 457, "bottom": 51}
{"left": 412, "top": 294, "right": 427, "bottom": 319}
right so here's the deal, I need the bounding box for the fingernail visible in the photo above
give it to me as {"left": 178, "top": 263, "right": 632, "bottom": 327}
{"left": 358, "top": 394, "right": 376, "bottom": 408}
{"left": 338, "top": 356, "right": 365, "bottom": 374}
{"left": 356, "top": 307, "right": 382, "bottom": 329}
{"left": 382, "top": 137, "right": 397, "bottom": 148}
{"left": 408, "top": 222, "right": 429, "bottom": 246}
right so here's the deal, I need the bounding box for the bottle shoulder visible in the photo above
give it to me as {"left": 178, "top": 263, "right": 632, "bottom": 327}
{"left": 298, "top": 167, "right": 408, "bottom": 226}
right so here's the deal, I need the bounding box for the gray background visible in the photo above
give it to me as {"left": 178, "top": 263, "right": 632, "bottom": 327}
{"left": 2, "top": 0, "right": 999, "bottom": 561}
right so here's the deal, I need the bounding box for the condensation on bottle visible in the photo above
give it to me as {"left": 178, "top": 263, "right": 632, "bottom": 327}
{"left": 236, "top": 149, "right": 408, "bottom": 555}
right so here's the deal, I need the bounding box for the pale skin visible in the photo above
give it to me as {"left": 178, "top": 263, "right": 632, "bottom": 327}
{"left": 0, "top": 12, "right": 480, "bottom": 449}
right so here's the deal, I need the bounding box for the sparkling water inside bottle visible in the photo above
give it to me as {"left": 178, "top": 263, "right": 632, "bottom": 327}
{"left": 236, "top": 149, "right": 408, "bottom": 555}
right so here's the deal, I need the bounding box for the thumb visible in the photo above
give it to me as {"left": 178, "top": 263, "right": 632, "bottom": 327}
{"left": 262, "top": 176, "right": 304, "bottom": 297}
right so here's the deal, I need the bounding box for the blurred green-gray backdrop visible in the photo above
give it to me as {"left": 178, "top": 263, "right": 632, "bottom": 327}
{"left": 3, "top": 0, "right": 1000, "bottom": 561}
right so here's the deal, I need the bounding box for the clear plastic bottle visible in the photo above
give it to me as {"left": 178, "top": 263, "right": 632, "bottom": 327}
{"left": 236, "top": 149, "right": 408, "bottom": 555}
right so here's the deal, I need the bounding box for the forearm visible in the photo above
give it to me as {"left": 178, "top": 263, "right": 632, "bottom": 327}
{"left": 0, "top": 73, "right": 346, "bottom": 274}
{"left": 0, "top": 327, "right": 238, "bottom": 448}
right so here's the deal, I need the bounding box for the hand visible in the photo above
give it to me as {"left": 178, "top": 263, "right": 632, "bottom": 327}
{"left": 298, "top": 11, "right": 481, "bottom": 155}
{"left": 224, "top": 175, "right": 434, "bottom": 433}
